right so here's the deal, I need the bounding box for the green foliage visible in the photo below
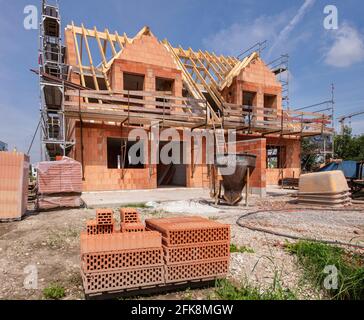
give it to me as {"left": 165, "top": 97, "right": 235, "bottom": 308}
{"left": 43, "top": 283, "right": 66, "bottom": 300}
{"left": 230, "top": 243, "right": 254, "bottom": 254}
{"left": 334, "top": 126, "right": 364, "bottom": 161}
{"left": 215, "top": 276, "right": 296, "bottom": 300}
{"left": 301, "top": 137, "right": 321, "bottom": 171}
{"left": 286, "top": 241, "right": 364, "bottom": 300}
{"left": 120, "top": 203, "right": 148, "bottom": 208}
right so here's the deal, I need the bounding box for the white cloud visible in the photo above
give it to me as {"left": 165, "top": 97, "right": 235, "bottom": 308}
{"left": 202, "top": 14, "right": 287, "bottom": 56}
{"left": 324, "top": 23, "right": 364, "bottom": 68}
{"left": 268, "top": 0, "right": 315, "bottom": 56}
{"left": 202, "top": 1, "right": 314, "bottom": 58}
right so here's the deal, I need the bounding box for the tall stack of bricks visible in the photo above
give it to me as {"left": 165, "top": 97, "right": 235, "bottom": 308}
{"left": 80, "top": 208, "right": 164, "bottom": 296}
{"left": 0, "top": 152, "right": 29, "bottom": 221}
{"left": 146, "top": 216, "right": 230, "bottom": 284}
{"left": 36, "top": 156, "right": 83, "bottom": 210}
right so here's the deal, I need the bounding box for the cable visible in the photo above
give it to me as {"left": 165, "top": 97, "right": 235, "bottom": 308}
{"left": 236, "top": 208, "right": 364, "bottom": 250}
{"left": 27, "top": 118, "right": 41, "bottom": 156}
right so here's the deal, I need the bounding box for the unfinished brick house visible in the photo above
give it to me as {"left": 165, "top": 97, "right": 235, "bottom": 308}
{"left": 38, "top": 3, "right": 332, "bottom": 197}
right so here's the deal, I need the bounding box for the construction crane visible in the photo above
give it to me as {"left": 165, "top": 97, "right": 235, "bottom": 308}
{"left": 338, "top": 110, "right": 364, "bottom": 134}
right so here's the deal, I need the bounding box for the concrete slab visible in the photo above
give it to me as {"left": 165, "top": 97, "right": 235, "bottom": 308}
{"left": 81, "top": 187, "right": 210, "bottom": 208}
{"left": 81, "top": 185, "right": 296, "bottom": 208}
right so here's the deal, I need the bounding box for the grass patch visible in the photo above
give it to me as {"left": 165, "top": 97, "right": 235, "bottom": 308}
{"left": 121, "top": 203, "right": 148, "bottom": 208}
{"left": 286, "top": 241, "right": 364, "bottom": 300}
{"left": 215, "top": 277, "right": 296, "bottom": 300}
{"left": 230, "top": 243, "right": 254, "bottom": 254}
{"left": 43, "top": 283, "right": 66, "bottom": 300}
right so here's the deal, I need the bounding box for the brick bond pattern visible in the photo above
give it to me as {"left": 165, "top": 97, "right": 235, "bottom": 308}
{"left": 81, "top": 210, "right": 230, "bottom": 295}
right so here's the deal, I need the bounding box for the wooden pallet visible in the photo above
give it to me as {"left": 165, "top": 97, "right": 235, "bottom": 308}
{"left": 84, "top": 278, "right": 219, "bottom": 300}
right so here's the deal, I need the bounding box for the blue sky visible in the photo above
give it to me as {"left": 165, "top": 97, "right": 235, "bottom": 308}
{"left": 0, "top": 0, "right": 363, "bottom": 162}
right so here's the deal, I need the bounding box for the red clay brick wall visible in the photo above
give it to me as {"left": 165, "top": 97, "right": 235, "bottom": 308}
{"left": 266, "top": 136, "right": 301, "bottom": 185}
{"left": 75, "top": 123, "right": 157, "bottom": 191}
{"left": 111, "top": 59, "right": 182, "bottom": 97}
{"left": 222, "top": 58, "right": 282, "bottom": 115}
{"left": 234, "top": 136, "right": 266, "bottom": 196}
{"left": 118, "top": 34, "right": 178, "bottom": 69}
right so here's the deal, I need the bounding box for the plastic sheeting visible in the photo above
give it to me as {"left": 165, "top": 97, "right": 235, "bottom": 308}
{"left": 318, "top": 160, "right": 361, "bottom": 179}
{"left": 36, "top": 157, "right": 82, "bottom": 194}
{"left": 36, "top": 157, "right": 83, "bottom": 210}
{"left": 37, "top": 195, "right": 82, "bottom": 210}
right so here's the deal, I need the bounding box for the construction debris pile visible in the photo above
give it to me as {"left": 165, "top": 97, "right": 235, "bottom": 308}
{"left": 80, "top": 209, "right": 230, "bottom": 297}
{"left": 297, "top": 170, "right": 351, "bottom": 207}
{"left": 36, "top": 157, "right": 83, "bottom": 210}
{"left": 0, "top": 152, "right": 29, "bottom": 221}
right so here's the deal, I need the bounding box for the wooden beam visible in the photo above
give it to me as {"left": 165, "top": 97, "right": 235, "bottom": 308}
{"left": 105, "top": 28, "right": 117, "bottom": 56}
{"left": 93, "top": 26, "right": 112, "bottom": 91}
{"left": 81, "top": 24, "right": 101, "bottom": 102}
{"left": 198, "top": 50, "right": 223, "bottom": 82}
{"left": 71, "top": 22, "right": 87, "bottom": 89}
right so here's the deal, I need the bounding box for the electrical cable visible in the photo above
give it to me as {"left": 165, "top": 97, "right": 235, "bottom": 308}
{"left": 235, "top": 208, "right": 364, "bottom": 250}
{"left": 27, "top": 118, "right": 41, "bottom": 156}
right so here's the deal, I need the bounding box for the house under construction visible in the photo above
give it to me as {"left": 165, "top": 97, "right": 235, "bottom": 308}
{"left": 38, "top": 2, "right": 333, "bottom": 197}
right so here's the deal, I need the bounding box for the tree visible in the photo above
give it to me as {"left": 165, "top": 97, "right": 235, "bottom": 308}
{"left": 301, "top": 137, "right": 319, "bottom": 171}
{"left": 334, "top": 126, "right": 364, "bottom": 161}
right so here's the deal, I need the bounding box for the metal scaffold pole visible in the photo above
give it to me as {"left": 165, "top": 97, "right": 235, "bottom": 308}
{"left": 39, "top": 0, "right": 74, "bottom": 160}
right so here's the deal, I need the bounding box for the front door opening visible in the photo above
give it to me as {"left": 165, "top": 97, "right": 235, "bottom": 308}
{"left": 157, "top": 141, "right": 186, "bottom": 187}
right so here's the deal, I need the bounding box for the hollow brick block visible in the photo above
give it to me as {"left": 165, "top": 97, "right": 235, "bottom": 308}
{"left": 120, "top": 208, "right": 141, "bottom": 224}
{"left": 120, "top": 222, "right": 145, "bottom": 233}
{"left": 81, "top": 247, "right": 163, "bottom": 273}
{"left": 164, "top": 259, "right": 229, "bottom": 283}
{"left": 80, "top": 231, "right": 162, "bottom": 254}
{"left": 145, "top": 217, "right": 231, "bottom": 246}
{"left": 86, "top": 220, "right": 114, "bottom": 235}
{"left": 163, "top": 242, "right": 230, "bottom": 265}
{"left": 96, "top": 208, "right": 114, "bottom": 225}
{"left": 81, "top": 266, "right": 165, "bottom": 294}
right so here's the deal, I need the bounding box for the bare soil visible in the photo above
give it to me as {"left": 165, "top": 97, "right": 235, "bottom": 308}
{"left": 0, "top": 192, "right": 363, "bottom": 300}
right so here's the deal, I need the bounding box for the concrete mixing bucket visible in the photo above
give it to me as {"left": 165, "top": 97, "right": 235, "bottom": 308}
{"left": 215, "top": 153, "right": 257, "bottom": 205}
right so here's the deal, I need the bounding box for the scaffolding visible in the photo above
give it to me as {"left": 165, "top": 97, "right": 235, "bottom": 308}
{"left": 39, "top": 0, "right": 73, "bottom": 160}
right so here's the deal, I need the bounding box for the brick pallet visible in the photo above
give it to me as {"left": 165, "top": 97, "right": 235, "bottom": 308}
{"left": 146, "top": 216, "right": 230, "bottom": 284}
{"left": 0, "top": 152, "right": 29, "bottom": 222}
{"left": 81, "top": 209, "right": 164, "bottom": 295}
{"left": 36, "top": 157, "right": 83, "bottom": 210}
{"left": 80, "top": 210, "right": 231, "bottom": 297}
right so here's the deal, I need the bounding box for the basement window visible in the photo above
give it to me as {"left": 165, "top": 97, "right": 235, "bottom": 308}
{"left": 107, "top": 137, "right": 145, "bottom": 169}
{"left": 266, "top": 145, "right": 285, "bottom": 169}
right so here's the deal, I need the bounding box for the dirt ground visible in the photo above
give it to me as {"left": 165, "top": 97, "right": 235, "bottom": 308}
{"left": 0, "top": 189, "right": 363, "bottom": 300}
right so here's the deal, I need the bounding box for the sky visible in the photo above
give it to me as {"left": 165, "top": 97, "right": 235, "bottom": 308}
{"left": 0, "top": 0, "right": 363, "bottom": 163}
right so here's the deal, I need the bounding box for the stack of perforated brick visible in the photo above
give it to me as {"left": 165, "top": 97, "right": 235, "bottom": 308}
{"left": 120, "top": 208, "right": 145, "bottom": 232}
{"left": 145, "top": 216, "right": 230, "bottom": 284}
{"left": 80, "top": 208, "right": 164, "bottom": 296}
{"left": 0, "top": 152, "right": 29, "bottom": 222}
{"left": 36, "top": 156, "right": 82, "bottom": 210}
